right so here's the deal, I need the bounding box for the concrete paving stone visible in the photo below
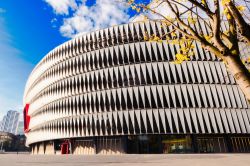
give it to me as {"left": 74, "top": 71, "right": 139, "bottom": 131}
{"left": 0, "top": 154, "right": 249, "bottom": 166}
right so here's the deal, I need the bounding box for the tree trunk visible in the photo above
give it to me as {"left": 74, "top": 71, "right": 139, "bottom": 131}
{"left": 225, "top": 55, "right": 250, "bottom": 101}
{"left": 226, "top": 2, "right": 250, "bottom": 43}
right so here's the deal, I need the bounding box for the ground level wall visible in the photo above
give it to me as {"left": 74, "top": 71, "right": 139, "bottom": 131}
{"left": 30, "top": 134, "right": 250, "bottom": 155}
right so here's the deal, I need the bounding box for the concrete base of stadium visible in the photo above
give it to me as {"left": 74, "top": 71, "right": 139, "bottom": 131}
{"left": 30, "top": 134, "right": 250, "bottom": 155}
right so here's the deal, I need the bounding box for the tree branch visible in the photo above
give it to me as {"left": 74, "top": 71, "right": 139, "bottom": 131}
{"left": 212, "top": 0, "right": 229, "bottom": 55}
{"left": 140, "top": 4, "right": 195, "bottom": 39}
{"left": 226, "top": 1, "right": 250, "bottom": 43}
{"left": 165, "top": 0, "right": 224, "bottom": 59}
{"left": 184, "top": 0, "right": 214, "bottom": 18}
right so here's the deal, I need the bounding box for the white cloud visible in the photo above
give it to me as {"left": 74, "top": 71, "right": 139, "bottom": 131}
{"left": 45, "top": 0, "right": 130, "bottom": 38}
{"left": 51, "top": 18, "right": 58, "bottom": 28}
{"left": 51, "top": 18, "right": 57, "bottom": 23}
{"left": 44, "top": 0, "right": 78, "bottom": 15}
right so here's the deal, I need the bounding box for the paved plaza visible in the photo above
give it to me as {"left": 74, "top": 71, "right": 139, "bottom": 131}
{"left": 0, "top": 154, "right": 250, "bottom": 166}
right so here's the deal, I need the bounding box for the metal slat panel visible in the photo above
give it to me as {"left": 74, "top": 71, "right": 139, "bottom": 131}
{"left": 141, "top": 109, "right": 147, "bottom": 133}
{"left": 135, "top": 110, "right": 141, "bottom": 132}
{"left": 118, "top": 111, "right": 123, "bottom": 132}
{"left": 232, "top": 86, "right": 243, "bottom": 108}
{"left": 241, "top": 109, "right": 250, "bottom": 133}
{"left": 225, "top": 109, "right": 235, "bottom": 133}
{"left": 231, "top": 109, "right": 241, "bottom": 133}
{"left": 196, "top": 109, "right": 205, "bottom": 133}
{"left": 153, "top": 109, "right": 160, "bottom": 132}
{"left": 165, "top": 109, "right": 173, "bottom": 133}
{"left": 159, "top": 109, "right": 166, "bottom": 133}
{"left": 236, "top": 109, "right": 246, "bottom": 133}
{"left": 183, "top": 109, "right": 193, "bottom": 133}
{"left": 202, "top": 109, "right": 211, "bottom": 133}
{"left": 147, "top": 109, "right": 154, "bottom": 133}
{"left": 203, "top": 62, "right": 213, "bottom": 83}
{"left": 214, "top": 109, "right": 224, "bottom": 133}
{"left": 177, "top": 109, "right": 186, "bottom": 133}
{"left": 171, "top": 109, "right": 179, "bottom": 133}
{"left": 190, "top": 108, "right": 199, "bottom": 133}
{"left": 187, "top": 85, "right": 196, "bottom": 107}
{"left": 216, "top": 85, "right": 226, "bottom": 108}
{"left": 208, "top": 109, "right": 218, "bottom": 133}
{"left": 123, "top": 111, "right": 129, "bottom": 133}
{"left": 227, "top": 86, "right": 237, "bottom": 108}
{"left": 129, "top": 110, "right": 135, "bottom": 132}
{"left": 219, "top": 109, "right": 230, "bottom": 133}
{"left": 237, "top": 86, "right": 248, "bottom": 108}
{"left": 210, "top": 85, "right": 220, "bottom": 108}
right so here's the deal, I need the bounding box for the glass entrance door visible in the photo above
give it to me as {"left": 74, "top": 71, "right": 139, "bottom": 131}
{"left": 231, "top": 137, "right": 250, "bottom": 153}
{"left": 197, "top": 137, "right": 227, "bottom": 153}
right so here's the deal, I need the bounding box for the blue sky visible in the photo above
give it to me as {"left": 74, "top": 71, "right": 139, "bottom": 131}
{"left": 0, "top": 0, "right": 149, "bottom": 120}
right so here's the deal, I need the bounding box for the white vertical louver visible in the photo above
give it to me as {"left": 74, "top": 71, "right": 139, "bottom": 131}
{"left": 24, "top": 20, "right": 250, "bottom": 146}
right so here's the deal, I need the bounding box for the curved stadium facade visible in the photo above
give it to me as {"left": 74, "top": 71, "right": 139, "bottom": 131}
{"left": 23, "top": 20, "right": 250, "bottom": 155}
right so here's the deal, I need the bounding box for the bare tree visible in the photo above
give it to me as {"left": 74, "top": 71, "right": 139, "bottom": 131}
{"left": 124, "top": 0, "right": 250, "bottom": 101}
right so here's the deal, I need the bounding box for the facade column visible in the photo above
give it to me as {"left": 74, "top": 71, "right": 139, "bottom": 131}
{"left": 158, "top": 135, "right": 163, "bottom": 154}
{"left": 93, "top": 137, "right": 97, "bottom": 154}
{"left": 191, "top": 134, "right": 198, "bottom": 153}
{"left": 225, "top": 135, "right": 233, "bottom": 153}
{"left": 122, "top": 136, "right": 127, "bottom": 154}
{"left": 69, "top": 140, "right": 72, "bottom": 154}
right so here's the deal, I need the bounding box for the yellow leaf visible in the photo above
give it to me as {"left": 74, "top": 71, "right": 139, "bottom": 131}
{"left": 204, "top": 35, "right": 212, "bottom": 42}
{"left": 223, "top": 8, "right": 228, "bottom": 15}
{"left": 175, "top": 53, "right": 190, "bottom": 64}
{"left": 188, "top": 17, "right": 197, "bottom": 24}
{"left": 231, "top": 50, "right": 237, "bottom": 55}
{"left": 237, "top": 5, "right": 245, "bottom": 12}
{"left": 171, "top": 32, "right": 177, "bottom": 37}
{"left": 222, "top": 0, "right": 231, "bottom": 6}
{"left": 226, "top": 13, "right": 232, "bottom": 20}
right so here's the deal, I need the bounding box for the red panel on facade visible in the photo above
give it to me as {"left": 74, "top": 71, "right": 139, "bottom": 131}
{"left": 23, "top": 104, "right": 30, "bottom": 133}
{"left": 61, "top": 141, "right": 70, "bottom": 154}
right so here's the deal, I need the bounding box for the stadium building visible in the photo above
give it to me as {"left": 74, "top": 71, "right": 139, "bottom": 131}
{"left": 23, "top": 20, "right": 250, "bottom": 155}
